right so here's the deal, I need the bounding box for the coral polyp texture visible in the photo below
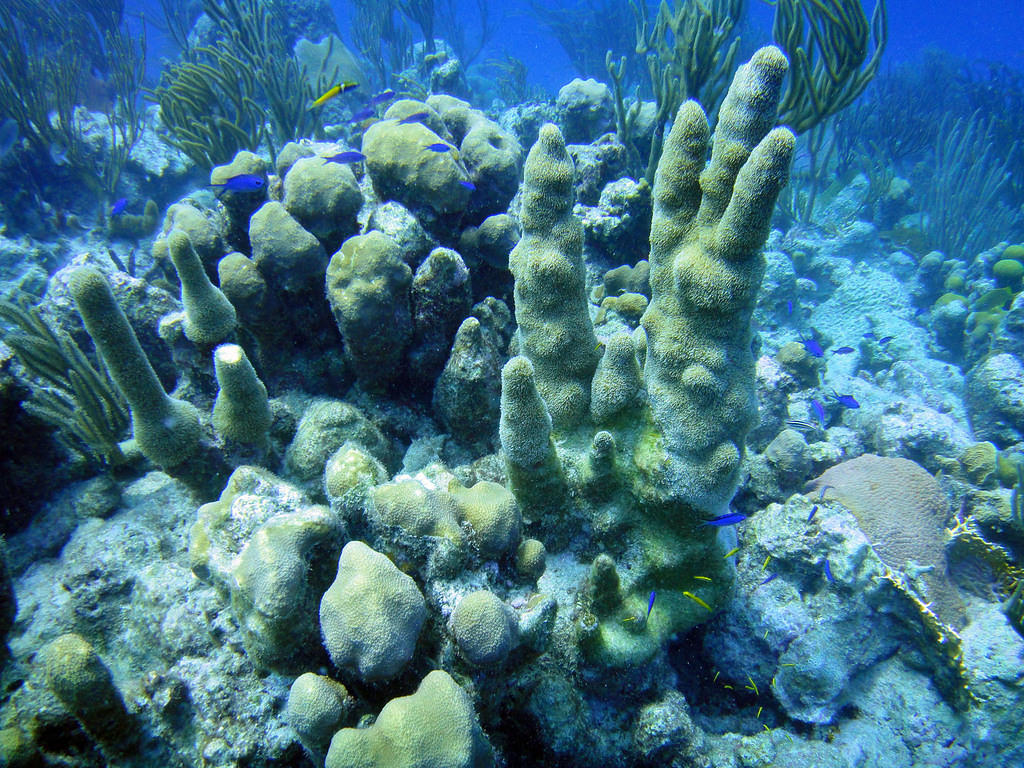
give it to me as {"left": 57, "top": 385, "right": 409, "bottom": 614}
{"left": 69, "top": 266, "right": 202, "bottom": 468}
{"left": 501, "top": 46, "right": 794, "bottom": 666}
{"left": 640, "top": 46, "right": 794, "bottom": 515}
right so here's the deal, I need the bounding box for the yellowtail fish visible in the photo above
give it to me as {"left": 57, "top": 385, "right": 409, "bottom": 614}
{"left": 723, "top": 547, "right": 740, "bottom": 559}
{"left": 310, "top": 81, "right": 359, "bottom": 108}
{"left": 682, "top": 591, "right": 711, "bottom": 611}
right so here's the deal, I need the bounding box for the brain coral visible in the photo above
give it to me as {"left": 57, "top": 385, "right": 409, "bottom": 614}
{"left": 807, "top": 454, "right": 965, "bottom": 629}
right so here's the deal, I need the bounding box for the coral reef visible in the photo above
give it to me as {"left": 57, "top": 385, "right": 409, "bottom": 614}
{"left": 3, "top": 13, "right": 1024, "bottom": 767}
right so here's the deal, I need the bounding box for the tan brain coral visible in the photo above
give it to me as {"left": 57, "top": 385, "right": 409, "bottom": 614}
{"left": 807, "top": 454, "right": 965, "bottom": 629}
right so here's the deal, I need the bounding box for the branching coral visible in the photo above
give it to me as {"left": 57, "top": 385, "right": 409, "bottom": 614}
{"left": 608, "top": 0, "right": 745, "bottom": 184}
{"left": 147, "top": 48, "right": 268, "bottom": 169}
{"left": 532, "top": 0, "right": 638, "bottom": 82}
{"left": 149, "top": 0, "right": 323, "bottom": 167}
{"left": 204, "top": 0, "right": 322, "bottom": 152}
{"left": 435, "top": 0, "right": 494, "bottom": 66}
{"left": 398, "top": 0, "right": 436, "bottom": 53}
{"left": 503, "top": 47, "right": 794, "bottom": 665}
{"left": 771, "top": 0, "right": 887, "bottom": 135}
{"left": 917, "top": 112, "right": 1017, "bottom": 261}
{"left": 350, "top": 0, "right": 413, "bottom": 86}
{"left": 0, "top": 0, "right": 145, "bottom": 201}
{"left": 764, "top": 0, "right": 887, "bottom": 223}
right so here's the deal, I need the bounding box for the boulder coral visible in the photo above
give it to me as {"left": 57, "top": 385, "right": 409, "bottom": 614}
{"left": 325, "top": 231, "right": 413, "bottom": 392}
{"left": 362, "top": 101, "right": 472, "bottom": 216}
{"left": 319, "top": 541, "right": 427, "bottom": 682}
{"left": 807, "top": 454, "right": 966, "bottom": 630}
{"left": 325, "top": 670, "right": 493, "bottom": 768}
{"left": 189, "top": 466, "right": 343, "bottom": 670}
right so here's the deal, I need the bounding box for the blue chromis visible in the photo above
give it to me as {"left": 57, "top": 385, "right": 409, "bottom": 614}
{"left": 700, "top": 512, "right": 747, "bottom": 527}
{"left": 350, "top": 106, "right": 375, "bottom": 123}
{"left": 823, "top": 559, "right": 835, "bottom": 583}
{"left": 801, "top": 336, "right": 824, "bottom": 358}
{"left": 370, "top": 89, "right": 396, "bottom": 105}
{"left": 833, "top": 346, "right": 855, "bottom": 354}
{"left": 323, "top": 150, "right": 366, "bottom": 164}
{"left": 425, "top": 142, "right": 452, "bottom": 152}
{"left": 209, "top": 173, "right": 266, "bottom": 193}
{"left": 811, "top": 398, "right": 826, "bottom": 427}
{"left": 310, "top": 81, "right": 359, "bottom": 108}
{"left": 398, "top": 111, "right": 430, "bottom": 124}
{"left": 646, "top": 590, "right": 656, "bottom": 620}
{"left": 830, "top": 391, "right": 860, "bottom": 409}
{"left": 110, "top": 197, "right": 128, "bottom": 216}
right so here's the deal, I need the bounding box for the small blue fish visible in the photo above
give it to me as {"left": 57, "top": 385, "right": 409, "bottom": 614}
{"left": 832, "top": 346, "right": 855, "bottom": 355}
{"left": 398, "top": 111, "right": 430, "bottom": 124}
{"left": 877, "top": 335, "right": 894, "bottom": 345}
{"left": 817, "top": 484, "right": 830, "bottom": 501}
{"left": 811, "top": 398, "right": 826, "bottom": 427}
{"left": 209, "top": 173, "right": 266, "bottom": 193}
{"left": 863, "top": 332, "right": 876, "bottom": 340}
{"left": 830, "top": 391, "right": 860, "bottom": 409}
{"left": 760, "top": 573, "right": 778, "bottom": 586}
{"left": 323, "top": 150, "right": 366, "bottom": 164}
{"left": 110, "top": 197, "right": 128, "bottom": 216}
{"left": 646, "top": 590, "right": 656, "bottom": 620}
{"left": 786, "top": 300, "right": 793, "bottom": 316}
{"left": 370, "top": 89, "right": 396, "bottom": 105}
{"left": 350, "top": 106, "right": 375, "bottom": 122}
{"left": 425, "top": 142, "right": 452, "bottom": 152}
{"left": 700, "top": 512, "right": 747, "bottom": 527}
{"left": 459, "top": 180, "right": 476, "bottom": 191}
{"left": 824, "top": 559, "right": 835, "bottom": 583}
{"left": 807, "top": 505, "right": 818, "bottom": 523}
{"left": 801, "top": 336, "right": 824, "bottom": 358}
